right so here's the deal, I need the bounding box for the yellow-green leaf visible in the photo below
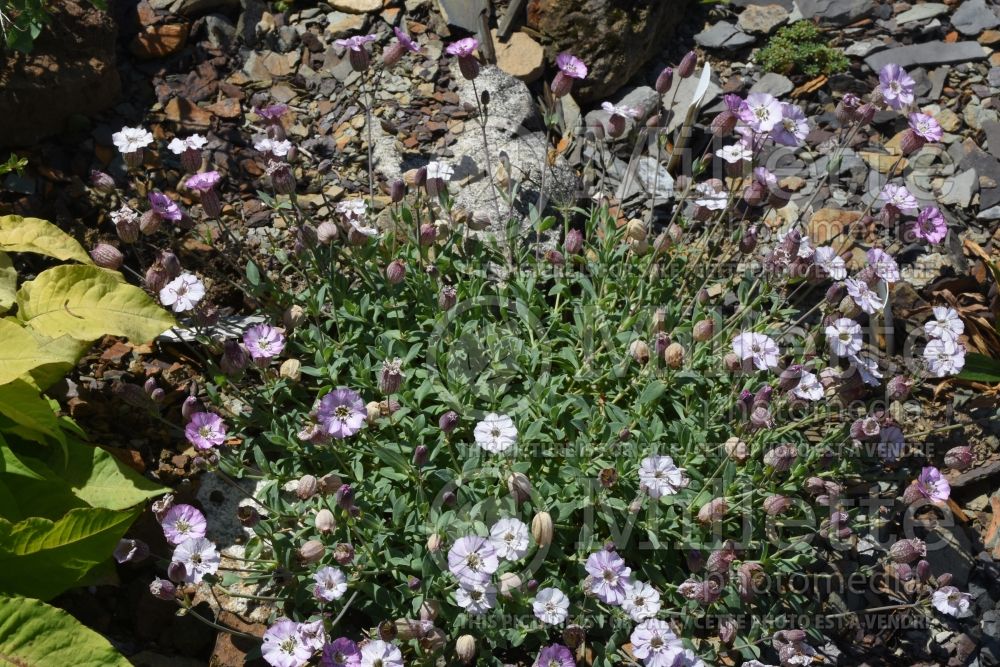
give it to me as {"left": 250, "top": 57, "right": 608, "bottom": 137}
{"left": 0, "top": 215, "right": 93, "bottom": 264}
{"left": 0, "top": 318, "right": 65, "bottom": 386}
{"left": 0, "top": 252, "right": 14, "bottom": 314}
{"left": 64, "top": 439, "right": 165, "bottom": 510}
{"left": 0, "top": 379, "right": 65, "bottom": 446}
{"left": 16, "top": 265, "right": 176, "bottom": 343}
{"left": 0, "top": 595, "right": 132, "bottom": 667}
{"left": 0, "top": 506, "right": 139, "bottom": 600}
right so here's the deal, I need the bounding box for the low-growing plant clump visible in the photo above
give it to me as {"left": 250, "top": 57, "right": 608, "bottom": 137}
{"left": 52, "top": 28, "right": 978, "bottom": 667}
{"left": 755, "top": 22, "right": 850, "bottom": 78}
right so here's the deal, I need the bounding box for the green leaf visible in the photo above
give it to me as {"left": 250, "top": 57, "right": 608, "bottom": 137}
{"left": 0, "top": 379, "right": 65, "bottom": 446}
{"left": 0, "top": 215, "right": 92, "bottom": 264}
{"left": 0, "top": 252, "right": 15, "bottom": 314}
{"left": 16, "top": 265, "right": 176, "bottom": 343}
{"left": 957, "top": 353, "right": 1000, "bottom": 383}
{"left": 0, "top": 506, "right": 139, "bottom": 599}
{"left": 61, "top": 439, "right": 165, "bottom": 510}
{"left": 0, "top": 318, "right": 66, "bottom": 386}
{"left": 0, "top": 595, "right": 132, "bottom": 666}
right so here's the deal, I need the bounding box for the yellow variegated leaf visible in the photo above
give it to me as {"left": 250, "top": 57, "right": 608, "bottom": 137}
{"left": 0, "top": 251, "right": 14, "bottom": 314}
{"left": 0, "top": 215, "right": 92, "bottom": 264}
{"left": 16, "top": 265, "right": 175, "bottom": 343}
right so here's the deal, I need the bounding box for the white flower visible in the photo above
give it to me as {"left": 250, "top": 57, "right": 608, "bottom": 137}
{"left": 312, "top": 566, "right": 347, "bottom": 602}
{"left": 112, "top": 126, "right": 154, "bottom": 154}
{"left": 159, "top": 273, "right": 206, "bottom": 313}
{"left": 426, "top": 161, "right": 454, "bottom": 181}
{"left": 924, "top": 306, "right": 964, "bottom": 343}
{"left": 489, "top": 517, "right": 530, "bottom": 560}
{"left": 693, "top": 180, "right": 728, "bottom": 210}
{"left": 825, "top": 318, "right": 862, "bottom": 357}
{"left": 455, "top": 581, "right": 497, "bottom": 615}
{"left": 296, "top": 619, "right": 326, "bottom": 652}
{"left": 532, "top": 587, "right": 570, "bottom": 625}
{"left": 791, "top": 370, "right": 823, "bottom": 401}
{"left": 474, "top": 413, "right": 517, "bottom": 453}
{"left": 601, "top": 101, "right": 640, "bottom": 117}
{"left": 630, "top": 619, "right": 685, "bottom": 666}
{"left": 867, "top": 248, "right": 900, "bottom": 283}
{"left": 777, "top": 231, "right": 814, "bottom": 259}
{"left": 638, "top": 455, "right": 688, "bottom": 498}
{"left": 171, "top": 537, "right": 220, "bottom": 583}
{"left": 337, "top": 198, "right": 368, "bottom": 219}
{"left": 359, "top": 640, "right": 404, "bottom": 667}
{"left": 813, "top": 246, "right": 846, "bottom": 280}
{"left": 932, "top": 586, "right": 972, "bottom": 617}
{"left": 715, "top": 144, "right": 752, "bottom": 164}
{"left": 850, "top": 353, "right": 883, "bottom": 386}
{"left": 845, "top": 277, "right": 883, "bottom": 315}
{"left": 348, "top": 218, "right": 379, "bottom": 237}
{"left": 924, "top": 338, "right": 965, "bottom": 377}
{"left": 731, "top": 332, "right": 780, "bottom": 370}
{"left": 622, "top": 581, "right": 661, "bottom": 621}
{"left": 167, "top": 134, "right": 208, "bottom": 154}
{"left": 254, "top": 137, "right": 293, "bottom": 157}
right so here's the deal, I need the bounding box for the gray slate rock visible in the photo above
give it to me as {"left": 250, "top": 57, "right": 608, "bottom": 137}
{"left": 983, "top": 121, "right": 1000, "bottom": 160}
{"left": 738, "top": 3, "right": 790, "bottom": 34}
{"left": 750, "top": 72, "right": 794, "bottom": 97}
{"left": 694, "top": 22, "right": 756, "bottom": 50}
{"left": 798, "top": 0, "right": 874, "bottom": 25}
{"left": 938, "top": 168, "right": 978, "bottom": 208}
{"left": 896, "top": 2, "right": 948, "bottom": 23}
{"left": 951, "top": 0, "right": 1000, "bottom": 35}
{"left": 958, "top": 141, "right": 1000, "bottom": 209}
{"left": 864, "top": 40, "right": 986, "bottom": 71}
{"left": 201, "top": 13, "right": 236, "bottom": 50}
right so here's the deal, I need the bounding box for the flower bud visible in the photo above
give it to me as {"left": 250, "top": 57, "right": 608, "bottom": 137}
{"left": 426, "top": 533, "right": 443, "bottom": 553}
{"left": 937, "top": 573, "right": 953, "bottom": 587}
{"left": 419, "top": 599, "right": 441, "bottom": 621}
{"left": 349, "top": 47, "right": 371, "bottom": 72}
{"left": 886, "top": 375, "right": 913, "bottom": 401}
{"left": 944, "top": 446, "right": 973, "bottom": 471}
{"left": 899, "top": 129, "right": 925, "bottom": 156}
{"left": 378, "top": 621, "right": 398, "bottom": 642}
{"left": 90, "top": 243, "right": 123, "bottom": 270}
{"left": 889, "top": 538, "right": 927, "bottom": 563}
{"left": 438, "top": 410, "right": 458, "bottom": 433}
{"left": 315, "top": 508, "right": 335, "bottom": 533}
{"left": 313, "top": 220, "right": 338, "bottom": 245}
{"left": 365, "top": 401, "right": 381, "bottom": 423}
{"left": 438, "top": 286, "right": 457, "bottom": 311}
{"left": 531, "top": 511, "right": 553, "bottom": 546}
{"left": 564, "top": 228, "right": 583, "bottom": 255}
{"left": 804, "top": 477, "right": 826, "bottom": 495}
{"left": 455, "top": 635, "right": 477, "bottom": 664}
{"left": 167, "top": 561, "right": 188, "bottom": 583}
{"left": 498, "top": 572, "right": 522, "bottom": 597}
{"left": 412, "top": 444, "right": 429, "bottom": 467}
{"left": 508, "top": 472, "right": 531, "bottom": 505}
{"left": 629, "top": 339, "right": 651, "bottom": 365}
{"left": 763, "top": 494, "right": 792, "bottom": 516}
{"left": 655, "top": 67, "right": 673, "bottom": 95}
{"left": 739, "top": 226, "right": 758, "bottom": 254}
{"left": 856, "top": 102, "right": 877, "bottom": 125}
{"left": 419, "top": 223, "right": 437, "bottom": 246}
{"left": 692, "top": 319, "right": 714, "bottom": 342}
{"left": 718, "top": 617, "right": 737, "bottom": 645}
{"left": 723, "top": 352, "right": 742, "bottom": 371}
{"left": 764, "top": 444, "right": 797, "bottom": 471}
{"left": 916, "top": 559, "right": 931, "bottom": 582}
{"left": 139, "top": 209, "right": 161, "bottom": 235}
{"left": 710, "top": 110, "right": 738, "bottom": 136}
{"left": 457, "top": 55, "right": 480, "bottom": 81}
{"left": 298, "top": 539, "right": 324, "bottom": 563}
{"left": 90, "top": 169, "right": 116, "bottom": 194}
{"left": 297, "top": 474, "right": 318, "bottom": 500}
{"left": 550, "top": 70, "right": 574, "bottom": 98}
{"left": 333, "top": 542, "right": 355, "bottom": 565}
{"left": 149, "top": 577, "right": 177, "bottom": 600}
{"left": 697, "top": 497, "right": 727, "bottom": 524}
{"left": 280, "top": 358, "right": 302, "bottom": 382}
{"left": 664, "top": 342, "right": 684, "bottom": 368}
{"left": 385, "top": 260, "right": 406, "bottom": 285}
{"left": 724, "top": 436, "right": 749, "bottom": 463}
{"left": 677, "top": 51, "right": 697, "bottom": 78}
{"left": 389, "top": 179, "right": 406, "bottom": 203}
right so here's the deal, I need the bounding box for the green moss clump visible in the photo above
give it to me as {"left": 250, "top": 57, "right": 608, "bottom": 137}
{"left": 755, "top": 21, "right": 850, "bottom": 77}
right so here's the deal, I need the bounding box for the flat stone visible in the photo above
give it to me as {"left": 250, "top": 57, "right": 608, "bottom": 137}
{"left": 798, "top": 0, "right": 874, "bottom": 25}
{"left": 171, "top": 0, "right": 238, "bottom": 15}
{"left": 808, "top": 208, "right": 863, "bottom": 252}
{"left": 952, "top": 0, "right": 1000, "bottom": 35}
{"left": 750, "top": 71, "right": 794, "bottom": 97}
{"left": 938, "top": 168, "right": 978, "bottom": 207}
{"left": 964, "top": 104, "right": 1000, "bottom": 130}
{"left": 330, "top": 0, "right": 380, "bottom": 12}
{"left": 958, "top": 139, "right": 1000, "bottom": 208}
{"left": 325, "top": 10, "right": 366, "bottom": 37}
{"left": 694, "top": 21, "right": 756, "bottom": 49}
{"left": 934, "top": 107, "right": 962, "bottom": 131}
{"left": 163, "top": 97, "right": 213, "bottom": 129}
{"left": 844, "top": 39, "right": 884, "bottom": 56}
{"left": 491, "top": 29, "right": 545, "bottom": 82}
{"left": 924, "top": 521, "right": 975, "bottom": 587}
{"left": 864, "top": 40, "right": 987, "bottom": 71}
{"left": 738, "top": 3, "right": 790, "bottom": 33}
{"left": 983, "top": 120, "right": 1000, "bottom": 159}
{"left": 130, "top": 23, "right": 189, "bottom": 58}
{"left": 201, "top": 13, "right": 236, "bottom": 50}
{"left": 980, "top": 29, "right": 1000, "bottom": 44}
{"left": 896, "top": 2, "right": 948, "bottom": 23}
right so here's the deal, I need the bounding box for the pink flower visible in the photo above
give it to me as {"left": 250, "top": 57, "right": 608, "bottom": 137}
{"left": 556, "top": 53, "right": 587, "bottom": 79}
{"left": 878, "top": 64, "right": 915, "bottom": 110}
{"left": 393, "top": 27, "right": 420, "bottom": 53}
{"left": 867, "top": 247, "right": 900, "bottom": 283}
{"left": 335, "top": 34, "right": 376, "bottom": 51}
{"left": 585, "top": 550, "right": 631, "bottom": 605}
{"left": 771, "top": 103, "right": 809, "bottom": 146}
{"left": 160, "top": 504, "right": 207, "bottom": 545}
{"left": 262, "top": 619, "right": 313, "bottom": 667}
{"left": 321, "top": 638, "right": 360, "bottom": 667}
{"left": 185, "top": 171, "right": 221, "bottom": 192}
{"left": 908, "top": 112, "right": 942, "bottom": 142}
{"left": 915, "top": 466, "right": 950, "bottom": 503}
{"left": 317, "top": 387, "right": 366, "bottom": 438}
{"left": 739, "top": 93, "right": 783, "bottom": 133}
{"left": 255, "top": 103, "right": 289, "bottom": 121}
{"left": 185, "top": 412, "right": 227, "bottom": 450}
{"left": 879, "top": 183, "right": 917, "bottom": 212}
{"left": 446, "top": 37, "right": 479, "bottom": 58}
{"left": 171, "top": 536, "right": 219, "bottom": 583}
{"left": 243, "top": 324, "right": 285, "bottom": 360}
{"left": 913, "top": 206, "right": 947, "bottom": 243}
{"left": 148, "top": 191, "right": 183, "bottom": 222}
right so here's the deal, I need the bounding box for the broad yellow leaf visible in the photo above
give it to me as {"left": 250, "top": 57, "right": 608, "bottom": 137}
{"left": 0, "top": 318, "right": 65, "bottom": 386}
{"left": 16, "top": 265, "right": 175, "bottom": 343}
{"left": 0, "top": 252, "right": 14, "bottom": 314}
{"left": 0, "top": 215, "right": 92, "bottom": 264}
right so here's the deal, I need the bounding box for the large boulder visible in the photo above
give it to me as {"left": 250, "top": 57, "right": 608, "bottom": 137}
{"left": 526, "top": 0, "right": 691, "bottom": 103}
{"left": 0, "top": 0, "right": 120, "bottom": 147}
